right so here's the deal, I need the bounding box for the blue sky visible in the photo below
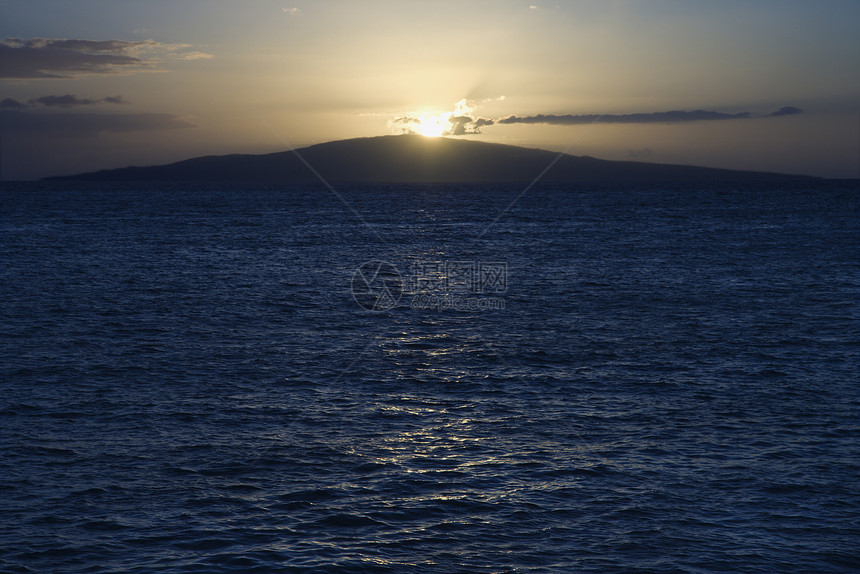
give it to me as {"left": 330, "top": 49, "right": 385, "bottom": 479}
{"left": 1, "top": 0, "right": 858, "bottom": 179}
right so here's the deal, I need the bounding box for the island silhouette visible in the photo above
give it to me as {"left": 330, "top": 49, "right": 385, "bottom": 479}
{"left": 45, "top": 134, "right": 815, "bottom": 183}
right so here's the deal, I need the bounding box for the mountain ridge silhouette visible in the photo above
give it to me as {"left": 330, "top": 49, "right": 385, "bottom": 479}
{"left": 45, "top": 134, "right": 816, "bottom": 183}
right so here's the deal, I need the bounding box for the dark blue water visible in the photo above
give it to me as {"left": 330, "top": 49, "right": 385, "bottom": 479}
{"left": 1, "top": 181, "right": 858, "bottom": 573}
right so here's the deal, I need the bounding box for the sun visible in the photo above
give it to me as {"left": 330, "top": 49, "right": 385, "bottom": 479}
{"left": 415, "top": 113, "right": 450, "bottom": 137}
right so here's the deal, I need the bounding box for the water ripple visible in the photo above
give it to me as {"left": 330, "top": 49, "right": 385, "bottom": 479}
{"left": 1, "top": 181, "right": 858, "bottom": 573}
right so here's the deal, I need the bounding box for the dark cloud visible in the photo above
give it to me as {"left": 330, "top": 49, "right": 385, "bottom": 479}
{"left": 33, "top": 39, "right": 142, "bottom": 52}
{"left": 391, "top": 105, "right": 803, "bottom": 137}
{"left": 443, "top": 115, "right": 497, "bottom": 135}
{"left": 1, "top": 98, "right": 28, "bottom": 109}
{"left": 389, "top": 115, "right": 426, "bottom": 134}
{"left": 767, "top": 106, "right": 802, "bottom": 117}
{"left": 30, "top": 94, "right": 99, "bottom": 107}
{"left": 27, "top": 94, "right": 128, "bottom": 107}
{"left": 0, "top": 38, "right": 211, "bottom": 78}
{"left": 496, "top": 108, "right": 802, "bottom": 125}
{"left": 0, "top": 38, "right": 145, "bottom": 78}
{"left": 446, "top": 115, "right": 479, "bottom": 136}
{"left": 0, "top": 109, "right": 195, "bottom": 137}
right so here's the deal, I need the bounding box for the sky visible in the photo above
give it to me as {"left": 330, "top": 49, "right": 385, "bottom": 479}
{"left": 1, "top": 0, "right": 858, "bottom": 180}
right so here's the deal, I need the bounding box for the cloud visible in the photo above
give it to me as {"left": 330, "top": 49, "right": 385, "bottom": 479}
{"left": 30, "top": 94, "right": 100, "bottom": 106}
{"left": 282, "top": 7, "right": 302, "bottom": 16}
{"left": 496, "top": 107, "right": 802, "bottom": 125}
{"left": 767, "top": 106, "right": 802, "bottom": 117}
{"left": 1, "top": 94, "right": 129, "bottom": 108}
{"left": 0, "top": 38, "right": 213, "bottom": 78}
{"left": 452, "top": 98, "right": 474, "bottom": 116}
{"left": 443, "top": 99, "right": 491, "bottom": 135}
{"left": 176, "top": 51, "right": 215, "bottom": 61}
{"left": 447, "top": 115, "right": 477, "bottom": 135}
{"left": 0, "top": 109, "right": 195, "bottom": 137}
{"left": 29, "top": 94, "right": 127, "bottom": 107}
{"left": 1, "top": 98, "right": 28, "bottom": 109}
{"left": 389, "top": 98, "right": 496, "bottom": 136}
{"left": 389, "top": 101, "right": 803, "bottom": 137}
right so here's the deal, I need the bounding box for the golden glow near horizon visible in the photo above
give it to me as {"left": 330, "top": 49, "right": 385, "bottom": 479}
{"left": 415, "top": 114, "right": 447, "bottom": 137}
{"left": 392, "top": 100, "right": 478, "bottom": 137}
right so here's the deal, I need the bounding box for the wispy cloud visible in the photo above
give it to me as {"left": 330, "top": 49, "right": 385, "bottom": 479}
{"left": 176, "top": 51, "right": 215, "bottom": 61}
{"left": 1, "top": 94, "right": 128, "bottom": 108}
{"left": 0, "top": 38, "right": 213, "bottom": 78}
{"left": 390, "top": 104, "right": 804, "bottom": 136}
{"left": 27, "top": 94, "right": 128, "bottom": 107}
{"left": 767, "top": 106, "right": 803, "bottom": 117}
{"left": 0, "top": 109, "right": 194, "bottom": 136}
{"left": 496, "top": 107, "right": 803, "bottom": 125}
{"left": 1, "top": 97, "right": 28, "bottom": 109}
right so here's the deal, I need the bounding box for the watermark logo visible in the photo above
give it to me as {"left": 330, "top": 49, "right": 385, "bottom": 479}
{"left": 351, "top": 259, "right": 506, "bottom": 311}
{"left": 351, "top": 260, "right": 403, "bottom": 311}
{"left": 413, "top": 260, "right": 507, "bottom": 294}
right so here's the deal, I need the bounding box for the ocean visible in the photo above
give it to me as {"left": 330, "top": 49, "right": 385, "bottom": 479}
{"left": 1, "top": 181, "right": 858, "bottom": 573}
